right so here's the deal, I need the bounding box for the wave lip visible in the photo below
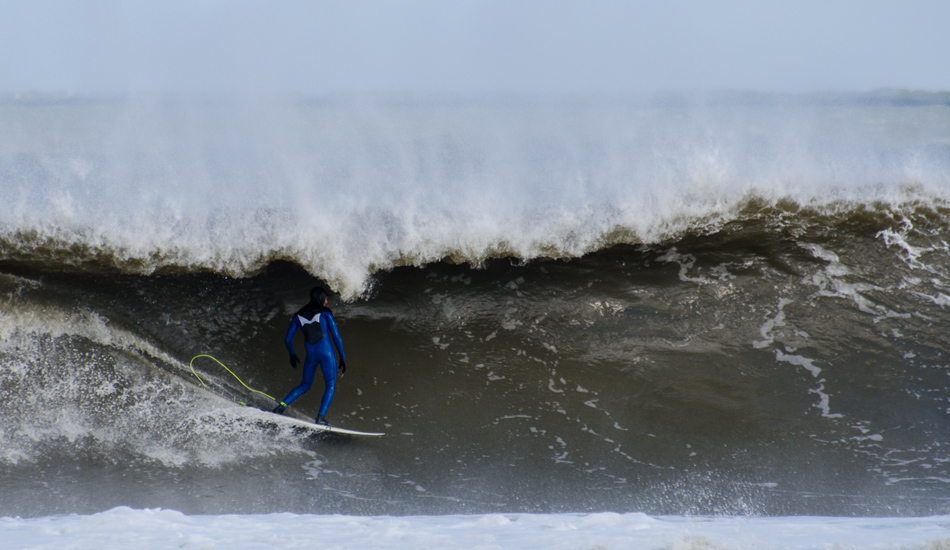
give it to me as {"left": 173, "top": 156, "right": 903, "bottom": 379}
{"left": 2, "top": 193, "right": 950, "bottom": 298}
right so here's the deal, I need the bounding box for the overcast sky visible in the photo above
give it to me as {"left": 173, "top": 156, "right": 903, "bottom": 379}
{"left": 1, "top": 0, "right": 948, "bottom": 94}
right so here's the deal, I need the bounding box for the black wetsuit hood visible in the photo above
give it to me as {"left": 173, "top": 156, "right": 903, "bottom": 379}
{"left": 296, "top": 287, "right": 332, "bottom": 318}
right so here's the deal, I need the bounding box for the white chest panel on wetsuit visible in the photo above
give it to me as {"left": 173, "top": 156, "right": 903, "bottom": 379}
{"left": 297, "top": 313, "right": 326, "bottom": 345}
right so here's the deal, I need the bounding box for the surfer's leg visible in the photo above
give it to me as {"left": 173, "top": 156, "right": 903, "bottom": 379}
{"left": 317, "top": 351, "right": 337, "bottom": 418}
{"left": 281, "top": 356, "right": 317, "bottom": 406}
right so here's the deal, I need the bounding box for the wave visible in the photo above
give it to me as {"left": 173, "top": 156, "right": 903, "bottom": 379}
{"left": 4, "top": 185, "right": 950, "bottom": 515}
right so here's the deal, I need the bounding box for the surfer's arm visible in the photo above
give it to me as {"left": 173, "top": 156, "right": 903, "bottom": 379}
{"left": 284, "top": 317, "right": 300, "bottom": 356}
{"left": 325, "top": 313, "right": 346, "bottom": 363}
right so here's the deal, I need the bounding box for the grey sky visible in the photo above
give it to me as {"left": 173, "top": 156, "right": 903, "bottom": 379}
{"left": 1, "top": 0, "right": 948, "bottom": 94}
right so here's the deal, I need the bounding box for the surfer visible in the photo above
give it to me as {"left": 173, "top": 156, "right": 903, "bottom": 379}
{"left": 272, "top": 287, "right": 347, "bottom": 426}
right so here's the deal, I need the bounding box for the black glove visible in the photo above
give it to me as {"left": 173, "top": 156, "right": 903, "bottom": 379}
{"left": 289, "top": 354, "right": 299, "bottom": 369}
{"left": 339, "top": 358, "right": 346, "bottom": 374}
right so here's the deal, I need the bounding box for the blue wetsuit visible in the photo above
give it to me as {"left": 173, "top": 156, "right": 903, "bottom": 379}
{"left": 280, "top": 305, "right": 346, "bottom": 417}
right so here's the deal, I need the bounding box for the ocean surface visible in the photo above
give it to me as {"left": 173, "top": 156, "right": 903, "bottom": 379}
{"left": 2, "top": 91, "right": 950, "bottom": 547}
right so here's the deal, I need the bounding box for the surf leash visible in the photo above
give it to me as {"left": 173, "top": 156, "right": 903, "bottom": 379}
{"left": 189, "top": 354, "right": 277, "bottom": 405}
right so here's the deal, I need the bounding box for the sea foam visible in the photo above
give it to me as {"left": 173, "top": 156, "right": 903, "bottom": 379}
{"left": 2, "top": 507, "right": 949, "bottom": 550}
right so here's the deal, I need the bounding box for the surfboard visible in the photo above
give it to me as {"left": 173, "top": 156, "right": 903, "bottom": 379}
{"left": 190, "top": 354, "right": 383, "bottom": 437}
{"left": 254, "top": 412, "right": 385, "bottom": 437}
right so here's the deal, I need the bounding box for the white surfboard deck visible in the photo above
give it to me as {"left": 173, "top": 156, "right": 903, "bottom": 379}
{"left": 255, "top": 411, "right": 385, "bottom": 437}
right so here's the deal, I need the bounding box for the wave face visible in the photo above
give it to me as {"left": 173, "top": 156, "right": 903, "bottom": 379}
{"left": 2, "top": 92, "right": 950, "bottom": 518}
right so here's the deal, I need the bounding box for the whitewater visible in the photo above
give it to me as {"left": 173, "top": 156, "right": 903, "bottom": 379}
{"left": 3, "top": 508, "right": 950, "bottom": 549}
{"left": 2, "top": 91, "right": 950, "bottom": 549}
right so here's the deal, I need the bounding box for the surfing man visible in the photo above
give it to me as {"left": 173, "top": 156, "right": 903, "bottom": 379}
{"left": 272, "top": 287, "right": 347, "bottom": 426}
